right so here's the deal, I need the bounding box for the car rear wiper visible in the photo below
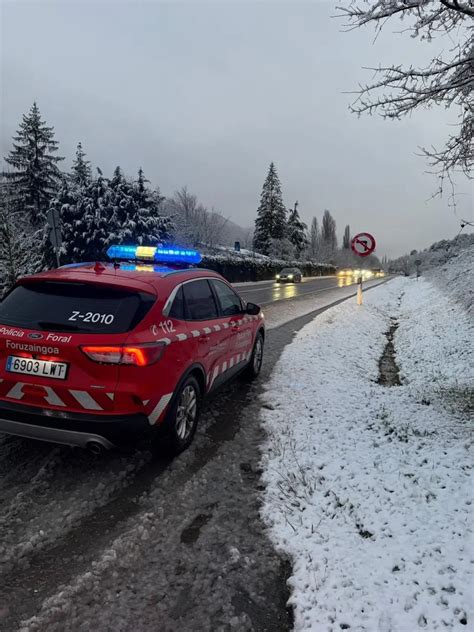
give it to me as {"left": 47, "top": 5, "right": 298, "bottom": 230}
{"left": 36, "top": 321, "right": 93, "bottom": 333}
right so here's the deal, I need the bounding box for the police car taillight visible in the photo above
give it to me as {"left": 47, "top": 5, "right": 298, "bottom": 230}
{"left": 80, "top": 343, "right": 166, "bottom": 366}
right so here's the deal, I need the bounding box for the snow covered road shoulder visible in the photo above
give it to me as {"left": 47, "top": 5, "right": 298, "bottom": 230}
{"left": 261, "top": 272, "right": 473, "bottom": 631}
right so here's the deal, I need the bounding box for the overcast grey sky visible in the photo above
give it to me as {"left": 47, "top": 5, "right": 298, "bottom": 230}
{"left": 1, "top": 0, "right": 472, "bottom": 257}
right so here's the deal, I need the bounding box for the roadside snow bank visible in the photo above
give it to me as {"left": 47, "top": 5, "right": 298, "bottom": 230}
{"left": 261, "top": 276, "right": 473, "bottom": 631}
{"left": 426, "top": 245, "right": 473, "bottom": 315}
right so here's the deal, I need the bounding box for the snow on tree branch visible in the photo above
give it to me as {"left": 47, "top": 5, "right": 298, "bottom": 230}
{"left": 337, "top": 0, "right": 473, "bottom": 190}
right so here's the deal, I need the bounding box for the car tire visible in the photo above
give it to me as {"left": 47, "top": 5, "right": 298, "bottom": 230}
{"left": 244, "top": 331, "right": 264, "bottom": 380}
{"left": 151, "top": 375, "right": 202, "bottom": 456}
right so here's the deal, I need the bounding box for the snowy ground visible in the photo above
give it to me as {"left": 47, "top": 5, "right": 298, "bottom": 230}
{"left": 261, "top": 278, "right": 388, "bottom": 330}
{"left": 261, "top": 260, "right": 473, "bottom": 631}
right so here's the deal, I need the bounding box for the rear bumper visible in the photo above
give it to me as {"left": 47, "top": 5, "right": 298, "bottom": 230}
{"left": 0, "top": 400, "right": 151, "bottom": 449}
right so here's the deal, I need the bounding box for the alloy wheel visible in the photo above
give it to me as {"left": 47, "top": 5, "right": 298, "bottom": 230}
{"left": 175, "top": 385, "right": 198, "bottom": 440}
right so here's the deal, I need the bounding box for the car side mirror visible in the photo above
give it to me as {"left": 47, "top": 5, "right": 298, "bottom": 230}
{"left": 245, "top": 302, "right": 261, "bottom": 316}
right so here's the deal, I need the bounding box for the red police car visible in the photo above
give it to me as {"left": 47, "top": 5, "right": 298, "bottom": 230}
{"left": 0, "top": 245, "right": 265, "bottom": 455}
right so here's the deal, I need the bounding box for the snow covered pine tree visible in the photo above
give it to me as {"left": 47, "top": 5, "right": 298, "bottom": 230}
{"left": 287, "top": 201, "right": 308, "bottom": 258}
{"left": 3, "top": 102, "right": 64, "bottom": 227}
{"left": 0, "top": 179, "right": 34, "bottom": 296}
{"left": 48, "top": 166, "right": 174, "bottom": 265}
{"left": 70, "top": 142, "right": 92, "bottom": 187}
{"left": 253, "top": 162, "right": 288, "bottom": 255}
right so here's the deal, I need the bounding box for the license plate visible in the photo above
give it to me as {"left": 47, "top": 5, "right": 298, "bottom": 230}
{"left": 6, "top": 356, "right": 69, "bottom": 380}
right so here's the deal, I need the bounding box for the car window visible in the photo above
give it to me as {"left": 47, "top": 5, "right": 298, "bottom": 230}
{"left": 183, "top": 280, "right": 218, "bottom": 321}
{"left": 0, "top": 281, "right": 155, "bottom": 334}
{"left": 281, "top": 268, "right": 293, "bottom": 274}
{"left": 168, "top": 285, "right": 185, "bottom": 320}
{"left": 211, "top": 280, "right": 243, "bottom": 317}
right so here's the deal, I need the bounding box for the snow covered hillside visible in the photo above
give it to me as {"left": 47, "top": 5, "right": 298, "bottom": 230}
{"left": 426, "top": 246, "right": 473, "bottom": 315}
{"left": 261, "top": 259, "right": 473, "bottom": 631}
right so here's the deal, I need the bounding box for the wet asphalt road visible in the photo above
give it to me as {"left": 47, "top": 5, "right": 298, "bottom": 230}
{"left": 0, "top": 275, "right": 391, "bottom": 631}
{"left": 236, "top": 275, "right": 360, "bottom": 306}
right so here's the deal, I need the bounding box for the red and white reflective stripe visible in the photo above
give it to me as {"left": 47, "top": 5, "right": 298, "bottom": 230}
{"left": 43, "top": 386, "right": 66, "bottom": 407}
{"left": 6, "top": 382, "right": 67, "bottom": 406}
{"left": 0, "top": 381, "right": 108, "bottom": 411}
{"left": 207, "top": 347, "right": 252, "bottom": 389}
{"left": 152, "top": 315, "right": 261, "bottom": 345}
{"left": 209, "top": 365, "right": 220, "bottom": 388}
{"left": 148, "top": 392, "right": 173, "bottom": 425}
{"left": 6, "top": 383, "right": 25, "bottom": 400}
{"left": 69, "top": 390, "right": 103, "bottom": 410}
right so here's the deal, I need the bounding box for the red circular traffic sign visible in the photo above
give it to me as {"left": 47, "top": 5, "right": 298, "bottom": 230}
{"left": 351, "top": 232, "right": 376, "bottom": 257}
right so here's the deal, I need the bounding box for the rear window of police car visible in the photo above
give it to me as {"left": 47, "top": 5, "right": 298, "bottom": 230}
{"left": 0, "top": 282, "right": 155, "bottom": 334}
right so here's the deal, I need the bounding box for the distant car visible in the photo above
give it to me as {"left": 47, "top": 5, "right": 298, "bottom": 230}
{"left": 275, "top": 267, "right": 302, "bottom": 283}
{"left": 0, "top": 245, "right": 265, "bottom": 455}
{"left": 337, "top": 268, "right": 353, "bottom": 277}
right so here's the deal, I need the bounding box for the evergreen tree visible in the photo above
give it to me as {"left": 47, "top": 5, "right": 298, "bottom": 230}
{"left": 321, "top": 209, "right": 337, "bottom": 262}
{"left": 108, "top": 167, "right": 172, "bottom": 248}
{"left": 4, "top": 102, "right": 64, "bottom": 226}
{"left": 0, "top": 179, "right": 34, "bottom": 295}
{"left": 343, "top": 224, "right": 351, "bottom": 249}
{"left": 268, "top": 237, "right": 295, "bottom": 261}
{"left": 70, "top": 142, "right": 92, "bottom": 187}
{"left": 309, "top": 217, "right": 320, "bottom": 261}
{"left": 110, "top": 165, "right": 124, "bottom": 188}
{"left": 287, "top": 202, "right": 308, "bottom": 258}
{"left": 253, "top": 162, "right": 287, "bottom": 255}
{"left": 133, "top": 168, "right": 171, "bottom": 244}
{"left": 43, "top": 177, "right": 82, "bottom": 267}
{"left": 49, "top": 167, "right": 174, "bottom": 265}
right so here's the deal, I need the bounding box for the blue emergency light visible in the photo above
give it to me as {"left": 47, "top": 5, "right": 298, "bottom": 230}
{"left": 106, "top": 244, "right": 202, "bottom": 265}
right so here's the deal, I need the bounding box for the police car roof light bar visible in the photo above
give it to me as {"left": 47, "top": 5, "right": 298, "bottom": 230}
{"left": 106, "top": 245, "right": 202, "bottom": 265}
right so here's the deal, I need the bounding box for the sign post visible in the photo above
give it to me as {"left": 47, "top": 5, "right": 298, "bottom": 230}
{"left": 47, "top": 208, "right": 62, "bottom": 268}
{"left": 351, "top": 232, "right": 376, "bottom": 306}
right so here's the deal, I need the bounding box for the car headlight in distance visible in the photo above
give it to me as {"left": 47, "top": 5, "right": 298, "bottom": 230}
{"left": 276, "top": 274, "right": 280, "bottom": 279}
{"left": 288, "top": 274, "right": 293, "bottom": 279}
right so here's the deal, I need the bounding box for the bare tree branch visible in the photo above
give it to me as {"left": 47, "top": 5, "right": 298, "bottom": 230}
{"left": 337, "top": 1, "right": 473, "bottom": 189}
